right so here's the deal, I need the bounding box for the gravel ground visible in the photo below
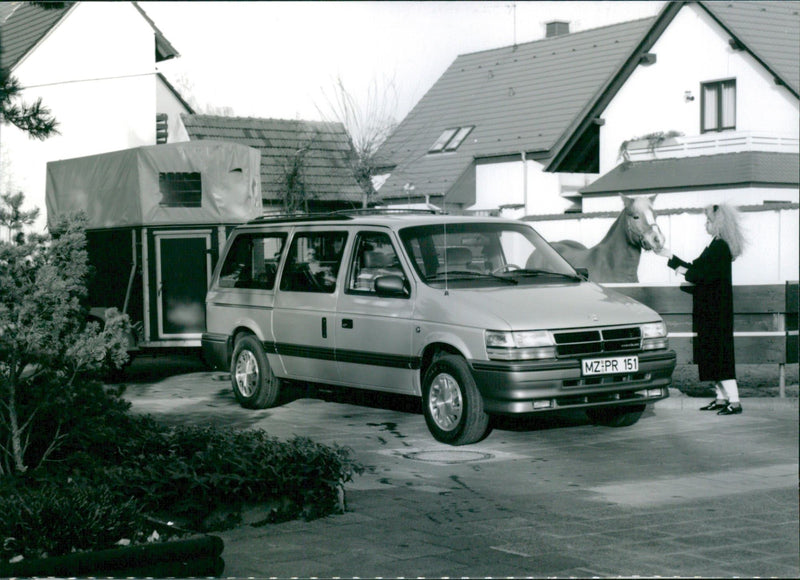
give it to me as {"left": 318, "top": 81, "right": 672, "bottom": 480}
{"left": 671, "top": 363, "right": 799, "bottom": 398}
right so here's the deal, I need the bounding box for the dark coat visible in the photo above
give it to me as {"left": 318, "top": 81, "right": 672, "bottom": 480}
{"left": 668, "top": 238, "right": 735, "bottom": 381}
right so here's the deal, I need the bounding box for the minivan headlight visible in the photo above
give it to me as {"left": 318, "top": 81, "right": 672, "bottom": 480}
{"left": 641, "top": 321, "right": 668, "bottom": 350}
{"left": 486, "top": 330, "right": 556, "bottom": 361}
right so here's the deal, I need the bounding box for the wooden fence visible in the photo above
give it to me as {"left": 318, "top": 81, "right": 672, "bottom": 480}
{"left": 607, "top": 282, "right": 799, "bottom": 396}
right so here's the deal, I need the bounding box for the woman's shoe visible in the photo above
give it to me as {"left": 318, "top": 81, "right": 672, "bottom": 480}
{"left": 700, "top": 400, "right": 728, "bottom": 411}
{"left": 717, "top": 403, "right": 742, "bottom": 415}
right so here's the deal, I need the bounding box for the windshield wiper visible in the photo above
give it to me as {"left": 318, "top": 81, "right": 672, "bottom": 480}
{"left": 427, "top": 270, "right": 518, "bottom": 284}
{"left": 507, "top": 269, "right": 583, "bottom": 281}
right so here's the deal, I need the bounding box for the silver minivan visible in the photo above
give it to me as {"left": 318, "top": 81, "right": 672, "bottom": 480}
{"left": 202, "top": 211, "right": 676, "bottom": 445}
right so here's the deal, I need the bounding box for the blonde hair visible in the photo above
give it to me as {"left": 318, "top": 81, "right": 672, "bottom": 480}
{"left": 705, "top": 203, "right": 746, "bottom": 260}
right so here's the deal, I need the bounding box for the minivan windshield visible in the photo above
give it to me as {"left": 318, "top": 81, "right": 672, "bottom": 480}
{"left": 399, "top": 221, "right": 580, "bottom": 287}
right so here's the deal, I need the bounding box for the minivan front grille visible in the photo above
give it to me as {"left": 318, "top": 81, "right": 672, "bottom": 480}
{"left": 553, "top": 326, "right": 641, "bottom": 358}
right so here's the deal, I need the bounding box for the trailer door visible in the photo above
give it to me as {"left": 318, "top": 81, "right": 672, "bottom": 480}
{"left": 155, "top": 230, "right": 212, "bottom": 339}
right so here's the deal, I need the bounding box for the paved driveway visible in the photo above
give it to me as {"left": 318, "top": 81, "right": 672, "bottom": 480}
{"left": 121, "top": 355, "right": 799, "bottom": 578}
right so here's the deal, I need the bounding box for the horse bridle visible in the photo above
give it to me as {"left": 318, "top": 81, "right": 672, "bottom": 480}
{"left": 625, "top": 210, "right": 663, "bottom": 250}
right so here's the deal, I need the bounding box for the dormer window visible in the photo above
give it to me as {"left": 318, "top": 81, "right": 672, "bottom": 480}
{"left": 429, "top": 126, "right": 474, "bottom": 153}
{"left": 701, "top": 79, "right": 736, "bottom": 132}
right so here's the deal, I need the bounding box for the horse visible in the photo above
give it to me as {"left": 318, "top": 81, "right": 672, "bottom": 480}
{"left": 529, "top": 194, "right": 665, "bottom": 283}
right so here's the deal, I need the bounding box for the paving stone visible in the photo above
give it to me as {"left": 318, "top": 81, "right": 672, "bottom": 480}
{"left": 124, "top": 358, "right": 799, "bottom": 579}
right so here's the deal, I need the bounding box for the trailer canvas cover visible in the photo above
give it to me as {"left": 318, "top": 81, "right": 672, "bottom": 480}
{"left": 46, "top": 141, "right": 262, "bottom": 229}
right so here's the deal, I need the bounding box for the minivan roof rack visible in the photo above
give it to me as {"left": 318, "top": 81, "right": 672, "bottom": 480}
{"left": 248, "top": 212, "right": 353, "bottom": 224}
{"left": 332, "top": 208, "right": 444, "bottom": 217}
{"left": 247, "top": 207, "right": 444, "bottom": 224}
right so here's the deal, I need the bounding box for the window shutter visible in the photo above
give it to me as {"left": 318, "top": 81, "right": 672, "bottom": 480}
{"left": 156, "top": 113, "right": 169, "bottom": 144}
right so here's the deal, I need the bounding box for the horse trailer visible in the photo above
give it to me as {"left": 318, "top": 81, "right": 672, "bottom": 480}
{"left": 45, "top": 141, "right": 262, "bottom": 354}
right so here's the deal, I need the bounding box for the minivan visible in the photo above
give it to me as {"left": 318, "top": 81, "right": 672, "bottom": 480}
{"left": 202, "top": 211, "right": 676, "bottom": 445}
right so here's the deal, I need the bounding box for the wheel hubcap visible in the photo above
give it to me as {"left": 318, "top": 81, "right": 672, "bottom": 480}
{"left": 234, "top": 350, "right": 259, "bottom": 397}
{"left": 428, "top": 372, "right": 463, "bottom": 431}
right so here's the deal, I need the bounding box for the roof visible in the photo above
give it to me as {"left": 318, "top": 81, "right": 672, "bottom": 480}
{"left": 375, "top": 17, "right": 656, "bottom": 201}
{"left": 376, "top": 1, "right": 800, "bottom": 198}
{"left": 702, "top": 1, "right": 799, "bottom": 95}
{"left": 580, "top": 152, "right": 800, "bottom": 195}
{"left": 0, "top": 1, "right": 178, "bottom": 72}
{"left": 132, "top": 2, "right": 179, "bottom": 62}
{"left": 182, "top": 114, "right": 365, "bottom": 206}
{"left": 0, "top": 1, "right": 74, "bottom": 71}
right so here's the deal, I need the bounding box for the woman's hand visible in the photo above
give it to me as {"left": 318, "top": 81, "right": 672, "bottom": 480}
{"left": 655, "top": 245, "right": 672, "bottom": 258}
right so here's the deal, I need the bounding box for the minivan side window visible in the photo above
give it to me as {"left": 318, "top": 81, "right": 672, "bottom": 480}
{"left": 280, "top": 231, "right": 347, "bottom": 293}
{"left": 347, "top": 231, "right": 407, "bottom": 294}
{"left": 219, "top": 232, "right": 286, "bottom": 290}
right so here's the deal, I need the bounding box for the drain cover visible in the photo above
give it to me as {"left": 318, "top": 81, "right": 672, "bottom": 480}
{"left": 402, "top": 450, "right": 494, "bottom": 464}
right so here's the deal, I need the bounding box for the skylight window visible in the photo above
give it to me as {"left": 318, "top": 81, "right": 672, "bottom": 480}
{"left": 429, "top": 126, "right": 474, "bottom": 153}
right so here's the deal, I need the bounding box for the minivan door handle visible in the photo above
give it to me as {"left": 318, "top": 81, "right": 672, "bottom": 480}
{"left": 321, "top": 317, "right": 327, "bottom": 338}
{"left": 341, "top": 319, "right": 353, "bottom": 329}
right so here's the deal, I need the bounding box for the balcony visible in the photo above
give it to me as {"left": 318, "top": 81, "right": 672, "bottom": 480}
{"left": 625, "top": 131, "right": 799, "bottom": 161}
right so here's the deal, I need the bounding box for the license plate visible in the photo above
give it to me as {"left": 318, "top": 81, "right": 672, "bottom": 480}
{"left": 582, "top": 355, "right": 639, "bottom": 376}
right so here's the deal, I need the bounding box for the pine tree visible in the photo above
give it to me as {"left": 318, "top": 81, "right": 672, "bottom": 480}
{"left": 0, "top": 4, "right": 60, "bottom": 139}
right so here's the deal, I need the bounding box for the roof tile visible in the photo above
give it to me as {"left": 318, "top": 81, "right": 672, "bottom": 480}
{"left": 377, "top": 17, "right": 654, "bottom": 200}
{"left": 0, "top": 1, "right": 72, "bottom": 71}
{"left": 182, "top": 114, "right": 364, "bottom": 204}
{"left": 580, "top": 152, "right": 799, "bottom": 195}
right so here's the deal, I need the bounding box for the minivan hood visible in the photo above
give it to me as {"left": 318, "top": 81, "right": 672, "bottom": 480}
{"left": 418, "top": 282, "right": 660, "bottom": 331}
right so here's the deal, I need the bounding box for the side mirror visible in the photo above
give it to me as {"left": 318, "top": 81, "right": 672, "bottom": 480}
{"left": 374, "top": 275, "right": 409, "bottom": 297}
{"left": 575, "top": 267, "right": 589, "bottom": 280}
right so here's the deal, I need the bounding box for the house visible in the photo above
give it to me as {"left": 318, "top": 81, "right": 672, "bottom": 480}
{"left": 375, "top": 1, "right": 798, "bottom": 218}
{"left": 374, "top": 0, "right": 798, "bottom": 286}
{"left": 182, "top": 114, "right": 365, "bottom": 213}
{"left": 0, "top": 1, "right": 194, "bottom": 233}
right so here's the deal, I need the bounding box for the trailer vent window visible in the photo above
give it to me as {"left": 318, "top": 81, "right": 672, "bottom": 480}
{"left": 159, "top": 172, "right": 202, "bottom": 207}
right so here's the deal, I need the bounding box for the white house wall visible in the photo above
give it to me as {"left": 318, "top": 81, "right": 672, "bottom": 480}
{"left": 2, "top": 2, "right": 167, "bottom": 233}
{"left": 473, "top": 158, "right": 581, "bottom": 215}
{"left": 156, "top": 78, "right": 191, "bottom": 143}
{"left": 598, "top": 3, "right": 799, "bottom": 180}
{"left": 530, "top": 207, "right": 798, "bottom": 285}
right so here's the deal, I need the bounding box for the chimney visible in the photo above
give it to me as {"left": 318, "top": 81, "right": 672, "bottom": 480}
{"left": 545, "top": 20, "right": 570, "bottom": 38}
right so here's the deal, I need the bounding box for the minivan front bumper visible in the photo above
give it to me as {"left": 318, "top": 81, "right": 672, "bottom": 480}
{"left": 470, "top": 350, "right": 676, "bottom": 414}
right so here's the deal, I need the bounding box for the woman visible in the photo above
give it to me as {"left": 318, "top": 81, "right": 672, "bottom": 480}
{"left": 657, "top": 204, "right": 746, "bottom": 415}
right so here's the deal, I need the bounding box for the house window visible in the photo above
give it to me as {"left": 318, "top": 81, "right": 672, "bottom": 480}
{"left": 429, "top": 126, "right": 474, "bottom": 153}
{"left": 701, "top": 79, "right": 736, "bottom": 132}
{"left": 159, "top": 172, "right": 202, "bottom": 207}
{"left": 156, "top": 113, "right": 168, "bottom": 144}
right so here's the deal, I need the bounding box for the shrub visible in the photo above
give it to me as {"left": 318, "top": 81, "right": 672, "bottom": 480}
{"left": 13, "top": 380, "right": 133, "bottom": 476}
{"left": 0, "top": 483, "right": 146, "bottom": 561}
{"left": 104, "top": 424, "right": 363, "bottom": 526}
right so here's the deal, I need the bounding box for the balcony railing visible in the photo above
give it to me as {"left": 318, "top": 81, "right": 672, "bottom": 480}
{"left": 626, "top": 131, "right": 799, "bottom": 161}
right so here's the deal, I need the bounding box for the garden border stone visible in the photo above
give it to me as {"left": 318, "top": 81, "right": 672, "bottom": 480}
{"left": 0, "top": 534, "right": 224, "bottom": 578}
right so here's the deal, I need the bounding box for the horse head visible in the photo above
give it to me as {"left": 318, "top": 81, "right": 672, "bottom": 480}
{"left": 620, "top": 194, "right": 665, "bottom": 252}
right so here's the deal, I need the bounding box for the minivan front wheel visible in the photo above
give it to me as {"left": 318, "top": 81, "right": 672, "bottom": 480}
{"left": 231, "top": 334, "right": 280, "bottom": 409}
{"left": 585, "top": 404, "right": 646, "bottom": 427}
{"left": 422, "top": 354, "right": 490, "bottom": 445}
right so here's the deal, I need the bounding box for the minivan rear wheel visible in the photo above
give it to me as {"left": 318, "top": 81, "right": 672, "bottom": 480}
{"left": 231, "top": 334, "right": 280, "bottom": 409}
{"left": 422, "top": 354, "right": 491, "bottom": 445}
{"left": 585, "top": 404, "right": 646, "bottom": 427}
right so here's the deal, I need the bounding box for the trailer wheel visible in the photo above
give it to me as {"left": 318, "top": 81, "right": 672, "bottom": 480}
{"left": 422, "top": 353, "right": 491, "bottom": 445}
{"left": 585, "top": 404, "right": 646, "bottom": 427}
{"left": 231, "top": 334, "right": 280, "bottom": 409}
